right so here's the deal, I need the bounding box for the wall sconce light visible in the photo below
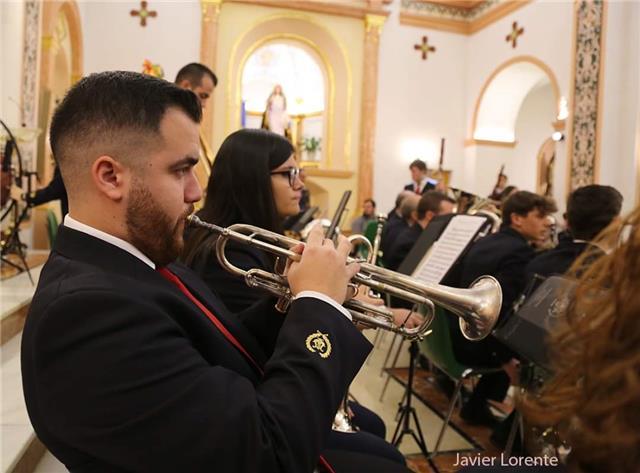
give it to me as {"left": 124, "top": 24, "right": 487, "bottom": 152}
{"left": 552, "top": 131, "right": 565, "bottom": 142}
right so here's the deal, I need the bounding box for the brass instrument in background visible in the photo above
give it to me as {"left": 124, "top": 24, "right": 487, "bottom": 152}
{"left": 187, "top": 215, "right": 502, "bottom": 342}
{"left": 370, "top": 214, "right": 387, "bottom": 266}
{"left": 450, "top": 187, "right": 502, "bottom": 234}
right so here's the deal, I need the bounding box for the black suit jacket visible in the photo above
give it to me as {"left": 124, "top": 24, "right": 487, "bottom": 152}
{"left": 385, "top": 224, "right": 423, "bottom": 272}
{"left": 380, "top": 213, "right": 408, "bottom": 261}
{"left": 22, "top": 225, "right": 371, "bottom": 473}
{"left": 525, "top": 236, "right": 591, "bottom": 282}
{"left": 28, "top": 165, "right": 68, "bottom": 216}
{"left": 402, "top": 181, "right": 435, "bottom": 195}
{"left": 447, "top": 226, "right": 535, "bottom": 366}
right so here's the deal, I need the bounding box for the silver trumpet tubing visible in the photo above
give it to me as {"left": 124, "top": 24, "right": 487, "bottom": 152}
{"left": 370, "top": 214, "right": 387, "bottom": 266}
{"left": 187, "top": 215, "right": 502, "bottom": 341}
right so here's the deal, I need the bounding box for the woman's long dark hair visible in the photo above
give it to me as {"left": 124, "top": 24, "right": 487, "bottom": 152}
{"left": 182, "top": 128, "right": 294, "bottom": 265}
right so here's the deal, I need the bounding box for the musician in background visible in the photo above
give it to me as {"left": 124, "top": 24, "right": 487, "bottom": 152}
{"left": 175, "top": 62, "right": 217, "bottom": 109}
{"left": 526, "top": 184, "right": 622, "bottom": 281}
{"left": 404, "top": 159, "right": 436, "bottom": 195}
{"left": 22, "top": 72, "right": 396, "bottom": 473}
{"left": 488, "top": 173, "right": 508, "bottom": 201}
{"left": 380, "top": 193, "right": 420, "bottom": 260}
{"left": 182, "top": 128, "right": 406, "bottom": 465}
{"left": 447, "top": 191, "right": 557, "bottom": 428}
{"left": 385, "top": 191, "right": 455, "bottom": 271}
{"left": 175, "top": 63, "right": 218, "bottom": 192}
{"left": 351, "top": 198, "right": 376, "bottom": 235}
{"left": 25, "top": 164, "right": 68, "bottom": 216}
{"left": 522, "top": 206, "right": 640, "bottom": 473}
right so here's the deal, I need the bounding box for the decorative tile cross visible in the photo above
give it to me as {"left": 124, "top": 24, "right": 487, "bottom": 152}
{"left": 506, "top": 21, "right": 524, "bottom": 48}
{"left": 130, "top": 1, "right": 157, "bottom": 27}
{"left": 414, "top": 36, "right": 436, "bottom": 60}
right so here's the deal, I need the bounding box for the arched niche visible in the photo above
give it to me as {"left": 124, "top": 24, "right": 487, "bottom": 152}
{"left": 226, "top": 15, "right": 351, "bottom": 170}
{"left": 537, "top": 137, "right": 556, "bottom": 197}
{"left": 241, "top": 40, "right": 327, "bottom": 165}
{"left": 469, "top": 56, "right": 562, "bottom": 144}
{"left": 37, "top": 1, "right": 83, "bottom": 180}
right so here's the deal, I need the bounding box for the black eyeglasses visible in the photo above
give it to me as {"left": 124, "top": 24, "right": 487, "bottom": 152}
{"left": 270, "top": 167, "right": 303, "bottom": 188}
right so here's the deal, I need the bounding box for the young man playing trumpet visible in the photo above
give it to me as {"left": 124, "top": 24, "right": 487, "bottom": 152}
{"left": 21, "top": 72, "right": 410, "bottom": 473}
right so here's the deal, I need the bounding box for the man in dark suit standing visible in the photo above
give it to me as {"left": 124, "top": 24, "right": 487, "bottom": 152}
{"left": 21, "top": 72, "right": 407, "bottom": 473}
{"left": 448, "top": 191, "right": 556, "bottom": 426}
{"left": 403, "top": 159, "right": 436, "bottom": 195}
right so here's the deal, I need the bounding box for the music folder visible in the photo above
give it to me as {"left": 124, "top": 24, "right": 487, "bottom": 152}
{"left": 397, "top": 214, "right": 491, "bottom": 284}
{"left": 494, "top": 275, "right": 575, "bottom": 371}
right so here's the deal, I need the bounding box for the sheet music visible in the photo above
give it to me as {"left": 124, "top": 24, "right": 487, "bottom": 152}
{"left": 412, "top": 215, "right": 486, "bottom": 284}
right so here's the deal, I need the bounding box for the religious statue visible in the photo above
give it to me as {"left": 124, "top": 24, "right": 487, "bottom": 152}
{"left": 261, "top": 85, "right": 291, "bottom": 139}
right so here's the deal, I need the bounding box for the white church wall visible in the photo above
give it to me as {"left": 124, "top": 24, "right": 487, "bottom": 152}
{"left": 1, "top": 1, "right": 25, "bottom": 127}
{"left": 599, "top": 0, "right": 640, "bottom": 213}
{"left": 77, "top": 1, "right": 200, "bottom": 82}
{"left": 373, "top": 0, "right": 467, "bottom": 214}
{"left": 513, "top": 83, "right": 556, "bottom": 193}
{"left": 464, "top": 0, "right": 573, "bottom": 211}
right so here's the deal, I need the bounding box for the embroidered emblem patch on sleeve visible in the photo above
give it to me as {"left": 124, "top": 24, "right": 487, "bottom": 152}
{"left": 305, "top": 331, "right": 332, "bottom": 359}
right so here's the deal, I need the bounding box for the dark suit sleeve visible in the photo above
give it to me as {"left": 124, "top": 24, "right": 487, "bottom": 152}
{"left": 494, "top": 247, "right": 535, "bottom": 320}
{"left": 195, "top": 245, "right": 270, "bottom": 314}
{"left": 236, "top": 296, "right": 284, "bottom": 358}
{"left": 30, "top": 290, "right": 371, "bottom": 473}
{"left": 28, "top": 166, "right": 65, "bottom": 207}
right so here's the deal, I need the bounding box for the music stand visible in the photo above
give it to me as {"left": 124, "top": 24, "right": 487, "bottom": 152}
{"left": 391, "top": 338, "right": 429, "bottom": 457}
{"left": 1, "top": 120, "right": 35, "bottom": 284}
{"left": 1, "top": 198, "right": 34, "bottom": 284}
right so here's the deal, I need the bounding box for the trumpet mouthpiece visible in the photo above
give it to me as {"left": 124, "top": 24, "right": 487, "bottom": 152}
{"left": 186, "top": 214, "right": 202, "bottom": 226}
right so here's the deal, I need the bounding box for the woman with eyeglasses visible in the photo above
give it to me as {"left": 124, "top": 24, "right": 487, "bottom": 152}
{"left": 182, "top": 128, "right": 406, "bottom": 466}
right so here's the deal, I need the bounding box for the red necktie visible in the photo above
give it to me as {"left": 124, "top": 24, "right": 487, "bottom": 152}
{"left": 158, "top": 268, "right": 336, "bottom": 473}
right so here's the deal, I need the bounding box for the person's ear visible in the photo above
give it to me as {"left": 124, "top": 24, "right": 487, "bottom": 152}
{"left": 177, "top": 79, "right": 192, "bottom": 91}
{"left": 91, "top": 155, "right": 128, "bottom": 202}
{"left": 510, "top": 213, "right": 523, "bottom": 228}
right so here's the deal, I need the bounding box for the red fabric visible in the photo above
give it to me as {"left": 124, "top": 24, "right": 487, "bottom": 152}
{"left": 157, "top": 267, "right": 263, "bottom": 375}
{"left": 158, "top": 267, "right": 335, "bottom": 473}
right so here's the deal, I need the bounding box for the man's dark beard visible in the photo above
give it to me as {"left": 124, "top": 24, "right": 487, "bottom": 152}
{"left": 125, "top": 184, "right": 188, "bottom": 268}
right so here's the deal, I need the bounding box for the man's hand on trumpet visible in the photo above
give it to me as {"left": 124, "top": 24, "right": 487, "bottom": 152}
{"left": 351, "top": 288, "right": 425, "bottom": 331}
{"left": 389, "top": 308, "right": 425, "bottom": 330}
{"left": 287, "top": 223, "right": 361, "bottom": 305}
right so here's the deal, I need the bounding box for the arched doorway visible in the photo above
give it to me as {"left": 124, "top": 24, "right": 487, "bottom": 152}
{"left": 466, "top": 56, "right": 564, "bottom": 199}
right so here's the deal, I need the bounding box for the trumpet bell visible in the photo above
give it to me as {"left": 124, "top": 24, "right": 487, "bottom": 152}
{"left": 457, "top": 276, "right": 502, "bottom": 341}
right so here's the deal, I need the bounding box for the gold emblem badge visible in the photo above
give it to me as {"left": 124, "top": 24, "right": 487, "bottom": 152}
{"left": 305, "top": 331, "right": 332, "bottom": 359}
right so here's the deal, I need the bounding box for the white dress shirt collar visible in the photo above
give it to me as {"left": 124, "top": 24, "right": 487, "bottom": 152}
{"left": 64, "top": 214, "right": 156, "bottom": 269}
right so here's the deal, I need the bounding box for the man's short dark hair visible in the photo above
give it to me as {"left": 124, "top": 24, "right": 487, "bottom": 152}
{"left": 50, "top": 71, "right": 202, "bottom": 180}
{"left": 175, "top": 63, "right": 218, "bottom": 87}
{"left": 417, "top": 191, "right": 454, "bottom": 219}
{"left": 567, "top": 185, "right": 622, "bottom": 240}
{"left": 502, "top": 191, "right": 557, "bottom": 225}
{"left": 409, "top": 159, "right": 427, "bottom": 172}
{"left": 364, "top": 198, "right": 376, "bottom": 207}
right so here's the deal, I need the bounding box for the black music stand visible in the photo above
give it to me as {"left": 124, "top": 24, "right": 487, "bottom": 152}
{"left": 391, "top": 340, "right": 429, "bottom": 458}
{"left": 1, "top": 174, "right": 37, "bottom": 284}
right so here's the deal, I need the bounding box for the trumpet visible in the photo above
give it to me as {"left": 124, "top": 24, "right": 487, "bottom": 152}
{"left": 187, "top": 215, "right": 502, "bottom": 341}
